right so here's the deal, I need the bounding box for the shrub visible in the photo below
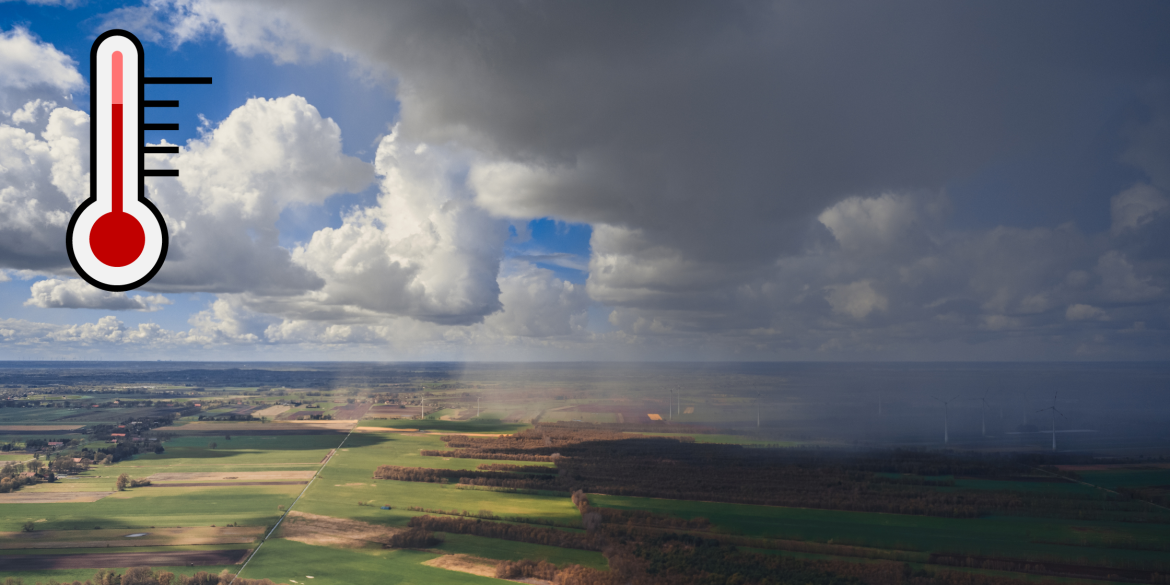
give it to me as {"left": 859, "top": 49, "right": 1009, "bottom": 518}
{"left": 386, "top": 527, "right": 444, "bottom": 548}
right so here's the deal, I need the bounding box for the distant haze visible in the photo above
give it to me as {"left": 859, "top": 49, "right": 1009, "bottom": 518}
{"left": 2, "top": 361, "right": 1167, "bottom": 455}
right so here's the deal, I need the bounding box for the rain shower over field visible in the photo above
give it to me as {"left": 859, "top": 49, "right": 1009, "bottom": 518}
{"left": 0, "top": 361, "right": 1168, "bottom": 584}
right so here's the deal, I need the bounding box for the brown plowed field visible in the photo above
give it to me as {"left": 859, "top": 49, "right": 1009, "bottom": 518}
{"left": 277, "top": 511, "right": 401, "bottom": 548}
{"left": 0, "top": 549, "right": 247, "bottom": 570}
{"left": 332, "top": 402, "right": 372, "bottom": 419}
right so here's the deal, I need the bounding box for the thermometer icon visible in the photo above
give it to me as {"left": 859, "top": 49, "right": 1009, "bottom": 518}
{"left": 66, "top": 30, "right": 211, "bottom": 292}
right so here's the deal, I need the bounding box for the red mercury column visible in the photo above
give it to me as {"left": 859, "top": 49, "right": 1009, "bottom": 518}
{"left": 90, "top": 50, "right": 146, "bottom": 267}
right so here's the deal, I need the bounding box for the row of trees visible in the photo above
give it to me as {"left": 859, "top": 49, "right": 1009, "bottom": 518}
{"left": 405, "top": 505, "right": 581, "bottom": 528}
{"left": 479, "top": 530, "right": 1144, "bottom": 585}
{"left": 407, "top": 515, "right": 604, "bottom": 551}
{"left": 419, "top": 449, "right": 556, "bottom": 462}
{"left": 420, "top": 426, "right": 1165, "bottom": 522}
{"left": 476, "top": 463, "right": 559, "bottom": 473}
{"left": 572, "top": 490, "right": 711, "bottom": 531}
{"left": 373, "top": 464, "right": 558, "bottom": 485}
{"left": 115, "top": 473, "right": 151, "bottom": 491}
{"left": 386, "top": 527, "right": 444, "bottom": 548}
{"left": 1, "top": 459, "right": 56, "bottom": 493}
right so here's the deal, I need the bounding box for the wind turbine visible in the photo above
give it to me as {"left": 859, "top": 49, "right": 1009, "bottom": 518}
{"left": 979, "top": 390, "right": 991, "bottom": 437}
{"left": 933, "top": 395, "right": 960, "bottom": 444}
{"left": 477, "top": 395, "right": 481, "bottom": 419}
{"left": 1035, "top": 392, "right": 1064, "bottom": 452}
{"left": 756, "top": 391, "right": 761, "bottom": 428}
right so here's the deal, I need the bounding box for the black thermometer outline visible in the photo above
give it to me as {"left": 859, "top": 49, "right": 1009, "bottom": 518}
{"left": 66, "top": 29, "right": 211, "bottom": 292}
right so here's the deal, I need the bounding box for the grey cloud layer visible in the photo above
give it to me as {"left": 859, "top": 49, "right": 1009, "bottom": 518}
{"left": 4, "top": 2, "right": 1170, "bottom": 358}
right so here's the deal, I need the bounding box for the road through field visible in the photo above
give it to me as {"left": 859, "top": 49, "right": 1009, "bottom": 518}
{"left": 227, "top": 426, "right": 357, "bottom": 584}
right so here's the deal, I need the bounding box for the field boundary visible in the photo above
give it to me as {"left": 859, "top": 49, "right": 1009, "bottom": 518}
{"left": 227, "top": 425, "right": 357, "bottom": 585}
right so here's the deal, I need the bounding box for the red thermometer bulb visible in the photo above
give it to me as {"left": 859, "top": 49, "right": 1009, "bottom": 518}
{"left": 91, "top": 50, "right": 147, "bottom": 267}
{"left": 67, "top": 31, "right": 168, "bottom": 292}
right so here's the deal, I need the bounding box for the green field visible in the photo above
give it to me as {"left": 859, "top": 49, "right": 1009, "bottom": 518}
{"left": 0, "top": 487, "right": 298, "bottom": 532}
{"left": 0, "top": 544, "right": 252, "bottom": 555}
{"left": 292, "top": 432, "right": 580, "bottom": 527}
{"left": 1079, "top": 469, "right": 1170, "bottom": 489}
{"left": 942, "top": 478, "right": 1104, "bottom": 496}
{"left": 4, "top": 383, "right": 1167, "bottom": 585}
{"left": 357, "top": 418, "right": 531, "bottom": 434}
{"left": 123, "top": 441, "right": 335, "bottom": 470}
{"left": 0, "top": 408, "right": 90, "bottom": 424}
{"left": 160, "top": 434, "right": 346, "bottom": 451}
{"left": 0, "top": 405, "right": 168, "bottom": 424}
{"left": 437, "top": 533, "right": 607, "bottom": 570}
{"left": 589, "top": 494, "right": 1170, "bottom": 571}
{"left": 240, "top": 538, "right": 506, "bottom": 584}
{"left": 0, "top": 565, "right": 235, "bottom": 584}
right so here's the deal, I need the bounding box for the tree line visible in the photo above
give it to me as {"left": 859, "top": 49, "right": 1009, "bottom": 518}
{"left": 419, "top": 449, "right": 556, "bottom": 462}
{"left": 477, "top": 463, "right": 559, "bottom": 473}
{"left": 373, "top": 464, "right": 559, "bottom": 485}
{"left": 477, "top": 530, "right": 1137, "bottom": 585}
{"left": 413, "top": 425, "right": 1168, "bottom": 522}
{"left": 406, "top": 515, "right": 604, "bottom": 551}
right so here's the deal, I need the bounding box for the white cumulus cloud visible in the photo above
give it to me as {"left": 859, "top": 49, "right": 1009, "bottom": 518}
{"left": 145, "top": 95, "right": 373, "bottom": 294}
{"left": 290, "top": 131, "right": 508, "bottom": 324}
{"left": 25, "top": 278, "right": 172, "bottom": 311}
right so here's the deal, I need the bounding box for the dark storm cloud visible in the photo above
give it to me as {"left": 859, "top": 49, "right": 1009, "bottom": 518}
{"left": 101, "top": 0, "right": 1170, "bottom": 355}
{"left": 163, "top": 1, "right": 1170, "bottom": 255}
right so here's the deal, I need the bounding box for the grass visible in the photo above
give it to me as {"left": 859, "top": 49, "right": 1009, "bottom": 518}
{"left": 128, "top": 444, "right": 333, "bottom": 467}
{"left": 240, "top": 537, "right": 507, "bottom": 584}
{"left": 0, "top": 406, "right": 168, "bottom": 425}
{"left": 944, "top": 478, "right": 1103, "bottom": 496}
{"left": 356, "top": 418, "right": 531, "bottom": 434}
{"left": 0, "top": 565, "right": 236, "bottom": 583}
{"left": 0, "top": 543, "right": 253, "bottom": 555}
{"left": 437, "top": 533, "right": 607, "bottom": 570}
{"left": 294, "top": 432, "right": 580, "bottom": 527}
{"left": 629, "top": 432, "right": 797, "bottom": 445}
{"left": 0, "top": 486, "right": 298, "bottom": 532}
{"left": 589, "top": 494, "right": 1170, "bottom": 571}
{"left": 160, "top": 434, "right": 346, "bottom": 451}
{"left": 1079, "top": 469, "right": 1170, "bottom": 489}
{"left": 0, "top": 408, "right": 91, "bottom": 424}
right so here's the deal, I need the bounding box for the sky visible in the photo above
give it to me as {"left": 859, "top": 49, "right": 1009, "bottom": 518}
{"left": 0, "top": 0, "right": 1168, "bottom": 361}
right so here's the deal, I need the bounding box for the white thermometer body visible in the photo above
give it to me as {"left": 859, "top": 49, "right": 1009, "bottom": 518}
{"left": 67, "top": 30, "right": 168, "bottom": 292}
